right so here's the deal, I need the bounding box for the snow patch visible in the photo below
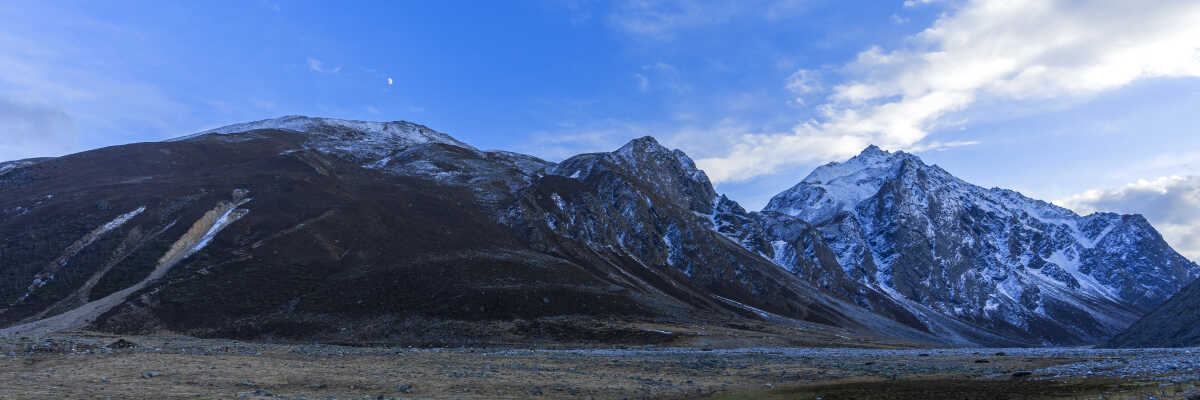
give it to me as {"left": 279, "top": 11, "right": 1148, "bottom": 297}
{"left": 1045, "top": 250, "right": 1121, "bottom": 302}
{"left": 17, "top": 206, "right": 146, "bottom": 302}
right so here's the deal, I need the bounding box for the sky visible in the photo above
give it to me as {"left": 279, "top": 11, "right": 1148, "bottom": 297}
{"left": 2, "top": 1, "right": 1200, "bottom": 258}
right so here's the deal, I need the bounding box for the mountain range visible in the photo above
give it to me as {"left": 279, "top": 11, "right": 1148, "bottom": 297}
{"left": 1, "top": 116, "right": 1195, "bottom": 347}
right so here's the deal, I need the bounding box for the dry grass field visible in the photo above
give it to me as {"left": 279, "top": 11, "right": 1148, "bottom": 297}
{"left": 1, "top": 332, "right": 1197, "bottom": 399}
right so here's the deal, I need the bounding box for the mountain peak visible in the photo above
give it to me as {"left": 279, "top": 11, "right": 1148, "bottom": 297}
{"left": 845, "top": 144, "right": 919, "bottom": 165}
{"left": 801, "top": 145, "right": 921, "bottom": 186}
{"left": 175, "top": 115, "right": 476, "bottom": 151}
{"left": 859, "top": 144, "right": 887, "bottom": 157}
{"left": 765, "top": 145, "right": 943, "bottom": 220}
{"left": 615, "top": 136, "right": 669, "bottom": 156}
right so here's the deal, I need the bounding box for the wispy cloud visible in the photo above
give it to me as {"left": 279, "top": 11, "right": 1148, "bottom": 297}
{"left": 1058, "top": 176, "right": 1200, "bottom": 261}
{"left": 0, "top": 98, "right": 77, "bottom": 161}
{"left": 903, "top": 0, "right": 939, "bottom": 7}
{"left": 606, "top": 0, "right": 810, "bottom": 39}
{"left": 635, "top": 62, "right": 690, "bottom": 93}
{"left": 307, "top": 57, "right": 341, "bottom": 73}
{"left": 695, "top": 0, "right": 1200, "bottom": 182}
{"left": 0, "top": 6, "right": 185, "bottom": 160}
{"left": 518, "top": 119, "right": 662, "bottom": 161}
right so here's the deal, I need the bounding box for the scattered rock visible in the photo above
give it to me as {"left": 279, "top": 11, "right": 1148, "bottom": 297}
{"left": 142, "top": 371, "right": 160, "bottom": 379}
{"left": 995, "top": 352, "right": 1007, "bottom": 356}
{"left": 395, "top": 384, "right": 411, "bottom": 393}
{"left": 1011, "top": 371, "right": 1032, "bottom": 378}
{"left": 107, "top": 339, "right": 138, "bottom": 349}
{"left": 973, "top": 359, "right": 990, "bottom": 364}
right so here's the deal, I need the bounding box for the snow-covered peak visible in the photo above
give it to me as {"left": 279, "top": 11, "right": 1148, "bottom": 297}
{"left": 800, "top": 145, "right": 919, "bottom": 185}
{"left": 170, "top": 115, "right": 479, "bottom": 167}
{"left": 615, "top": 136, "right": 669, "bottom": 156}
{"left": 768, "top": 145, "right": 1095, "bottom": 224}
{"left": 176, "top": 115, "right": 475, "bottom": 150}
{"left": 765, "top": 145, "right": 928, "bottom": 221}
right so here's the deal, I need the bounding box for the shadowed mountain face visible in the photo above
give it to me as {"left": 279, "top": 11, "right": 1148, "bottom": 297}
{"left": 0, "top": 116, "right": 1193, "bottom": 347}
{"left": 1107, "top": 278, "right": 1200, "bottom": 348}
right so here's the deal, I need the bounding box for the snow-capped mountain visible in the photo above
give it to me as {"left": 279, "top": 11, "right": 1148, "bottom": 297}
{"left": 3, "top": 116, "right": 1194, "bottom": 347}
{"left": 752, "top": 145, "right": 1200, "bottom": 344}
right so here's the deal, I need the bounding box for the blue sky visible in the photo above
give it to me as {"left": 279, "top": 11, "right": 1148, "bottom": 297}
{"left": 3, "top": 1, "right": 1200, "bottom": 258}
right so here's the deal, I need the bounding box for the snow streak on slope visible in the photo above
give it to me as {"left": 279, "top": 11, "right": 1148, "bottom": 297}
{"left": 0, "top": 191, "right": 251, "bottom": 336}
{"left": 16, "top": 206, "right": 146, "bottom": 303}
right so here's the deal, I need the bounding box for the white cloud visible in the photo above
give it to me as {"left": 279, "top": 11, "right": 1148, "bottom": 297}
{"left": 1057, "top": 176, "right": 1200, "bottom": 261}
{"left": 387, "top": 77, "right": 393, "bottom": 85}
{"left": 307, "top": 57, "right": 340, "bottom": 73}
{"left": 696, "top": 0, "right": 1200, "bottom": 183}
{"left": 785, "top": 69, "right": 819, "bottom": 94}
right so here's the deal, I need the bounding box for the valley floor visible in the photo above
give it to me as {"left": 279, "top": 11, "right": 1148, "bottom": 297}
{"left": 1, "top": 332, "right": 1198, "bottom": 399}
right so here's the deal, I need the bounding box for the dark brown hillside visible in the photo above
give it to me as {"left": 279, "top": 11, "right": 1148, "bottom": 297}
{"left": 0, "top": 131, "right": 673, "bottom": 341}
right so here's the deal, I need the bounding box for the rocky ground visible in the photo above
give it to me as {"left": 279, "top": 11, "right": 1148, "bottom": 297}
{"left": 1, "top": 332, "right": 1199, "bottom": 399}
